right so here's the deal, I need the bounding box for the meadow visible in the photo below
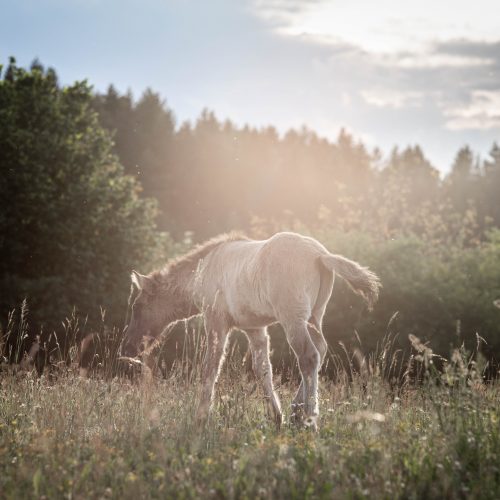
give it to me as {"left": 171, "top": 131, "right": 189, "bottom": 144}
{"left": 1, "top": 323, "right": 499, "bottom": 499}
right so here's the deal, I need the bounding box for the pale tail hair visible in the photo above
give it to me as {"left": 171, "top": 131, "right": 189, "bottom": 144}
{"left": 320, "top": 254, "right": 381, "bottom": 310}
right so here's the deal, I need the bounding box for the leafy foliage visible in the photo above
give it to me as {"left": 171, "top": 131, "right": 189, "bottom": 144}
{"left": 317, "top": 228, "right": 500, "bottom": 361}
{"left": 0, "top": 59, "right": 168, "bottom": 331}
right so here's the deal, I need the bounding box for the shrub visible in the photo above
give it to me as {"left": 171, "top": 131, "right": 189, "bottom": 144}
{"left": 0, "top": 58, "right": 169, "bottom": 333}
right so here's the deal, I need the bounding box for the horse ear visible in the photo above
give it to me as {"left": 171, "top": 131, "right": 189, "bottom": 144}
{"left": 131, "top": 270, "right": 151, "bottom": 292}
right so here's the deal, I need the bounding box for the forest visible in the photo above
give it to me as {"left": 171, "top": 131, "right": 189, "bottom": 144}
{"left": 1, "top": 57, "right": 500, "bottom": 368}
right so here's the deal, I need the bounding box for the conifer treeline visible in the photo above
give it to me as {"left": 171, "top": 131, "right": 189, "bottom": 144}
{"left": 93, "top": 86, "right": 500, "bottom": 243}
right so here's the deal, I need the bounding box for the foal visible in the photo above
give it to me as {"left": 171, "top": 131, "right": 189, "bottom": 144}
{"left": 122, "top": 232, "right": 381, "bottom": 428}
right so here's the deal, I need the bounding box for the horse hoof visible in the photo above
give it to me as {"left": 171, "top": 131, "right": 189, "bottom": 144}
{"left": 303, "top": 415, "right": 318, "bottom": 431}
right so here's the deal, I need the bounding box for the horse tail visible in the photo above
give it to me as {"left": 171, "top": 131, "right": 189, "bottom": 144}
{"left": 319, "top": 253, "right": 381, "bottom": 310}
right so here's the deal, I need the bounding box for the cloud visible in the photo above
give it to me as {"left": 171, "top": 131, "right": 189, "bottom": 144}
{"left": 436, "top": 39, "right": 500, "bottom": 60}
{"left": 246, "top": 0, "right": 500, "bottom": 168}
{"left": 377, "top": 52, "right": 494, "bottom": 69}
{"left": 361, "top": 89, "right": 423, "bottom": 108}
{"left": 251, "top": 0, "right": 500, "bottom": 55}
{"left": 256, "top": 2, "right": 500, "bottom": 128}
{"left": 443, "top": 90, "right": 500, "bottom": 130}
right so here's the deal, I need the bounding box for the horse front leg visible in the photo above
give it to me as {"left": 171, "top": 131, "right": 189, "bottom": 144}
{"left": 196, "top": 315, "right": 230, "bottom": 423}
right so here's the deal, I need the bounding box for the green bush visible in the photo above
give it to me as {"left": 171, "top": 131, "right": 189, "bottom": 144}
{"left": 313, "top": 227, "right": 500, "bottom": 362}
{"left": 0, "top": 59, "right": 169, "bottom": 332}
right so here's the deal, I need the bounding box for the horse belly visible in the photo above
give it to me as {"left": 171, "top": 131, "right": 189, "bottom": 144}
{"left": 225, "top": 280, "right": 275, "bottom": 329}
{"left": 233, "top": 306, "right": 276, "bottom": 329}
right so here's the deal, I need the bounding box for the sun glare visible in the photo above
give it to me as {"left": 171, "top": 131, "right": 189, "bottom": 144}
{"left": 258, "top": 0, "right": 500, "bottom": 54}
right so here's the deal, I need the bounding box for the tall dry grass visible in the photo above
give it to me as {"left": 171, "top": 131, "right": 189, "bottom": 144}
{"left": 1, "top": 310, "right": 500, "bottom": 499}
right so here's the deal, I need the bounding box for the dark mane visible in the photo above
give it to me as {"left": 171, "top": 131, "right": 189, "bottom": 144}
{"left": 150, "top": 232, "right": 249, "bottom": 282}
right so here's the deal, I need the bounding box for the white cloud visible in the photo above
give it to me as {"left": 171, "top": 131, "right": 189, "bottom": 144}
{"left": 377, "top": 52, "right": 494, "bottom": 69}
{"left": 444, "top": 90, "right": 500, "bottom": 130}
{"left": 252, "top": 0, "right": 500, "bottom": 56}
{"left": 246, "top": 0, "right": 500, "bottom": 166}
{"left": 361, "top": 89, "right": 423, "bottom": 108}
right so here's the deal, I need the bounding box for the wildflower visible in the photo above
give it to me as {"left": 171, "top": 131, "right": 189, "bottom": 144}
{"left": 126, "top": 472, "right": 138, "bottom": 483}
{"left": 153, "top": 469, "right": 165, "bottom": 481}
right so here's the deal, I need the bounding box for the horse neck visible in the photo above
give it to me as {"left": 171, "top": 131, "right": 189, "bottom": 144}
{"left": 163, "top": 258, "right": 200, "bottom": 320}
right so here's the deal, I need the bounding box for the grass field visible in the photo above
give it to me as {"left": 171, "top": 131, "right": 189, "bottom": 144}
{"left": 1, "top": 332, "right": 500, "bottom": 499}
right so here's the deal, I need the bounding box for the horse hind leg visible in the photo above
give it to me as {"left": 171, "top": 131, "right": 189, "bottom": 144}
{"left": 283, "top": 318, "right": 321, "bottom": 429}
{"left": 291, "top": 268, "right": 333, "bottom": 418}
{"left": 291, "top": 319, "right": 328, "bottom": 415}
{"left": 245, "top": 328, "right": 282, "bottom": 428}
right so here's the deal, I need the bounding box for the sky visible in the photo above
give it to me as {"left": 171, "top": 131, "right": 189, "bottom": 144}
{"left": 1, "top": 0, "right": 500, "bottom": 172}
